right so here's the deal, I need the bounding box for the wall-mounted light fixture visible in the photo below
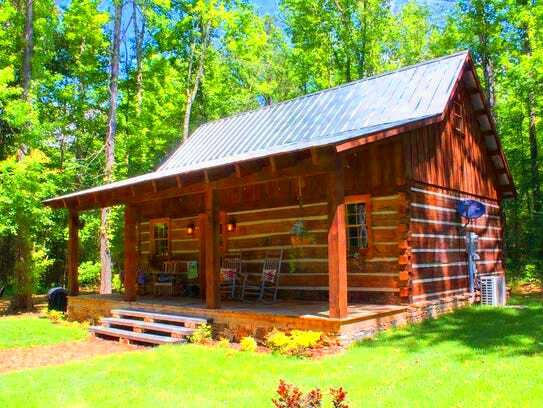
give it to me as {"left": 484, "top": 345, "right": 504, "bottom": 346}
{"left": 226, "top": 219, "right": 236, "bottom": 233}
{"left": 187, "top": 223, "right": 195, "bottom": 236}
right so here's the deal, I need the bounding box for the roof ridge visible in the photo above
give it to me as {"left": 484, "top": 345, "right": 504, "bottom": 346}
{"left": 192, "top": 50, "right": 469, "bottom": 132}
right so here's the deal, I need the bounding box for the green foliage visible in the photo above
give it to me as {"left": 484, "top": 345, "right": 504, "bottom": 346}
{"left": 239, "top": 335, "right": 257, "bottom": 352}
{"left": 0, "top": 0, "right": 542, "bottom": 290}
{"left": 189, "top": 323, "right": 213, "bottom": 344}
{"left": 112, "top": 273, "right": 123, "bottom": 292}
{"left": 78, "top": 261, "right": 101, "bottom": 288}
{"left": 46, "top": 309, "right": 67, "bottom": 321}
{"left": 217, "top": 337, "right": 230, "bottom": 348}
{"left": 266, "top": 329, "right": 322, "bottom": 357}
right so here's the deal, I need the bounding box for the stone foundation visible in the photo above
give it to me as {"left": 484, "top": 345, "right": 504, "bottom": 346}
{"left": 68, "top": 293, "right": 473, "bottom": 346}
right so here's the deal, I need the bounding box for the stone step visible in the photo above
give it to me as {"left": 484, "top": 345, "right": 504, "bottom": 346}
{"left": 90, "top": 326, "right": 185, "bottom": 345}
{"left": 110, "top": 308, "right": 209, "bottom": 327}
{"left": 100, "top": 317, "right": 194, "bottom": 337}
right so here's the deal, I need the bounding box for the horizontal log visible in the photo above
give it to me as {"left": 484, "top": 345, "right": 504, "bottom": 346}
{"left": 410, "top": 206, "right": 501, "bottom": 228}
{"left": 410, "top": 223, "right": 502, "bottom": 238}
{"left": 412, "top": 250, "right": 500, "bottom": 264}
{"left": 229, "top": 203, "right": 327, "bottom": 223}
{"left": 235, "top": 219, "right": 327, "bottom": 235}
{"left": 412, "top": 278, "right": 468, "bottom": 296}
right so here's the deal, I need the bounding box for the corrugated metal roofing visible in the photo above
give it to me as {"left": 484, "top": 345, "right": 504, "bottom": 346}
{"left": 159, "top": 51, "right": 467, "bottom": 173}
{"left": 45, "top": 52, "right": 471, "bottom": 204}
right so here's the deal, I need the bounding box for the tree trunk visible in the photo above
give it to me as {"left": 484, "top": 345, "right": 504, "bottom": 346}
{"left": 478, "top": 35, "right": 496, "bottom": 115}
{"left": 133, "top": 0, "right": 144, "bottom": 115}
{"left": 22, "top": 0, "right": 33, "bottom": 100}
{"left": 182, "top": 20, "right": 210, "bottom": 141}
{"left": 11, "top": 224, "right": 32, "bottom": 311}
{"left": 100, "top": 0, "right": 122, "bottom": 294}
{"left": 520, "top": 7, "right": 541, "bottom": 214}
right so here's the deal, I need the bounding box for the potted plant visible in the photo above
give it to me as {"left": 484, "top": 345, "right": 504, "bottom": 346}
{"left": 290, "top": 220, "right": 308, "bottom": 246}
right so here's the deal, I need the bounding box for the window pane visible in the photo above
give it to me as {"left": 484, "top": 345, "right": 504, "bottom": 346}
{"left": 345, "top": 201, "right": 368, "bottom": 253}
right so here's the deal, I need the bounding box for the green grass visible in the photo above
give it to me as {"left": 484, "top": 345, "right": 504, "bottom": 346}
{"left": 0, "top": 295, "right": 542, "bottom": 407}
{"left": 0, "top": 316, "right": 87, "bottom": 349}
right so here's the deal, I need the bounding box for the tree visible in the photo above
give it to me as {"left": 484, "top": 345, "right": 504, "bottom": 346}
{"left": 0, "top": 151, "right": 56, "bottom": 310}
{"left": 100, "top": 0, "right": 123, "bottom": 294}
{"left": 22, "top": 0, "right": 33, "bottom": 100}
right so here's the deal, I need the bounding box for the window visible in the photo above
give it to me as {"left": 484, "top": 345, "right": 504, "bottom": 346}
{"left": 150, "top": 219, "right": 170, "bottom": 257}
{"left": 345, "top": 195, "right": 371, "bottom": 256}
{"left": 452, "top": 101, "right": 464, "bottom": 135}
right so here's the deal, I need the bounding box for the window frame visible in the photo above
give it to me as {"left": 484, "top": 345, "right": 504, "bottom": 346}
{"left": 344, "top": 194, "right": 372, "bottom": 257}
{"left": 149, "top": 218, "right": 171, "bottom": 258}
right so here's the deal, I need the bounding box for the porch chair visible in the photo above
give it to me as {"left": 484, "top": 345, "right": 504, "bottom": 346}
{"left": 152, "top": 261, "right": 178, "bottom": 296}
{"left": 183, "top": 260, "right": 200, "bottom": 297}
{"left": 219, "top": 254, "right": 242, "bottom": 299}
{"left": 241, "top": 250, "right": 283, "bottom": 302}
{"left": 136, "top": 263, "right": 150, "bottom": 295}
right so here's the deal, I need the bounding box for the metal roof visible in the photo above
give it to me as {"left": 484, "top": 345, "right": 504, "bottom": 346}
{"left": 159, "top": 51, "right": 467, "bottom": 173}
{"left": 47, "top": 51, "right": 510, "bottom": 205}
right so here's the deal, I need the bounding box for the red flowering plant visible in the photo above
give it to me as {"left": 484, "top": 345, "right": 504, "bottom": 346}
{"left": 272, "top": 380, "right": 348, "bottom": 408}
{"left": 330, "top": 387, "right": 349, "bottom": 408}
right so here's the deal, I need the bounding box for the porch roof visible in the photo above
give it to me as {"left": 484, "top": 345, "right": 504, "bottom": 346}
{"left": 44, "top": 51, "right": 514, "bottom": 208}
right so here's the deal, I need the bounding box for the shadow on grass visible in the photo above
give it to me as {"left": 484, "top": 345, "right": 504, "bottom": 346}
{"left": 356, "top": 294, "right": 543, "bottom": 358}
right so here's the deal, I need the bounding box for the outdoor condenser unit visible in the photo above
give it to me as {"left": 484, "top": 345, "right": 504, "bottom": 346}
{"left": 480, "top": 276, "right": 507, "bottom": 306}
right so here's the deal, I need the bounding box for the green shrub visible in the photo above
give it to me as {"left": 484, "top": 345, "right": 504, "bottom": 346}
{"left": 240, "top": 336, "right": 257, "bottom": 352}
{"left": 31, "top": 246, "right": 54, "bottom": 293}
{"left": 266, "top": 329, "right": 322, "bottom": 357}
{"left": 112, "top": 273, "right": 122, "bottom": 292}
{"left": 46, "top": 310, "right": 66, "bottom": 321}
{"left": 189, "top": 323, "right": 213, "bottom": 344}
{"left": 78, "top": 261, "right": 101, "bottom": 288}
{"left": 217, "top": 338, "right": 230, "bottom": 348}
{"left": 523, "top": 264, "right": 541, "bottom": 283}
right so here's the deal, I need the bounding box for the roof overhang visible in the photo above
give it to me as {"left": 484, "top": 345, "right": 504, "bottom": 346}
{"left": 335, "top": 52, "right": 516, "bottom": 199}
{"left": 44, "top": 51, "right": 515, "bottom": 210}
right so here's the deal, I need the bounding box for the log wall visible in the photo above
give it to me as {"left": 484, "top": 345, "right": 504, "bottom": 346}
{"left": 404, "top": 84, "right": 505, "bottom": 303}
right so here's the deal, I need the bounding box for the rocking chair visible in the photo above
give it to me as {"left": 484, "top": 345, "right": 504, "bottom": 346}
{"left": 219, "top": 254, "right": 242, "bottom": 299}
{"left": 241, "top": 250, "right": 283, "bottom": 302}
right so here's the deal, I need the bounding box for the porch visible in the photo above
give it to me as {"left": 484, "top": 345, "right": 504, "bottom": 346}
{"left": 69, "top": 293, "right": 409, "bottom": 343}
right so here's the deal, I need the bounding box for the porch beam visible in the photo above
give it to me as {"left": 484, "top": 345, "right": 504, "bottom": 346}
{"left": 327, "top": 155, "right": 348, "bottom": 319}
{"left": 67, "top": 209, "right": 79, "bottom": 296}
{"left": 123, "top": 205, "right": 138, "bottom": 301}
{"left": 204, "top": 187, "right": 221, "bottom": 309}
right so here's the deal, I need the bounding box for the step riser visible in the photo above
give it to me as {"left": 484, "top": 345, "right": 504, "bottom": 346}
{"left": 90, "top": 327, "right": 186, "bottom": 345}
{"left": 90, "top": 308, "right": 209, "bottom": 347}
{"left": 110, "top": 309, "right": 209, "bottom": 326}
{"left": 100, "top": 317, "right": 194, "bottom": 336}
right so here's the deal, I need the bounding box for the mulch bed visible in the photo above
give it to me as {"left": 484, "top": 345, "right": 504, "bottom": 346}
{"left": 0, "top": 337, "right": 143, "bottom": 374}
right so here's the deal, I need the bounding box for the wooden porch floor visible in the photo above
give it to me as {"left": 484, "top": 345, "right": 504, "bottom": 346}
{"left": 70, "top": 293, "right": 406, "bottom": 323}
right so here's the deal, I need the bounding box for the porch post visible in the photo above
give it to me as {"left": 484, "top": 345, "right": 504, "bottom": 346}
{"left": 67, "top": 209, "right": 79, "bottom": 296}
{"left": 123, "top": 205, "right": 137, "bottom": 301}
{"left": 204, "top": 187, "right": 221, "bottom": 308}
{"left": 328, "top": 155, "right": 348, "bottom": 319}
{"left": 198, "top": 213, "right": 207, "bottom": 302}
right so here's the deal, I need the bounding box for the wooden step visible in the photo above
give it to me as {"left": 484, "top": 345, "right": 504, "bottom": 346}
{"left": 90, "top": 326, "right": 185, "bottom": 345}
{"left": 110, "top": 309, "right": 209, "bottom": 327}
{"left": 100, "top": 317, "right": 194, "bottom": 337}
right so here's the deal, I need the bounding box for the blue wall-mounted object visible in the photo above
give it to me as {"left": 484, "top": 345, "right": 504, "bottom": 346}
{"left": 456, "top": 200, "right": 486, "bottom": 219}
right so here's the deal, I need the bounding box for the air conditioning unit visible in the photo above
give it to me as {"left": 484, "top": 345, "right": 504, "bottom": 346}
{"left": 480, "top": 276, "right": 506, "bottom": 306}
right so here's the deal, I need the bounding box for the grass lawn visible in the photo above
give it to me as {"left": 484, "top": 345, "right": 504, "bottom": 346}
{"left": 0, "top": 295, "right": 542, "bottom": 407}
{"left": 0, "top": 316, "right": 88, "bottom": 349}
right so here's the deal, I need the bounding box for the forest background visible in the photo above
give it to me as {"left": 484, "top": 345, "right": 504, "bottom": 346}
{"left": 0, "top": 0, "right": 541, "bottom": 307}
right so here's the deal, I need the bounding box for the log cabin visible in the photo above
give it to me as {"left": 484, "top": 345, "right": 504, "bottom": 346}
{"left": 44, "top": 51, "right": 515, "bottom": 344}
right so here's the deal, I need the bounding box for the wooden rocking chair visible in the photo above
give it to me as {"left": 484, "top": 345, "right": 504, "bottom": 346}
{"left": 152, "top": 261, "right": 178, "bottom": 296}
{"left": 219, "top": 254, "right": 242, "bottom": 299}
{"left": 241, "top": 250, "right": 283, "bottom": 302}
